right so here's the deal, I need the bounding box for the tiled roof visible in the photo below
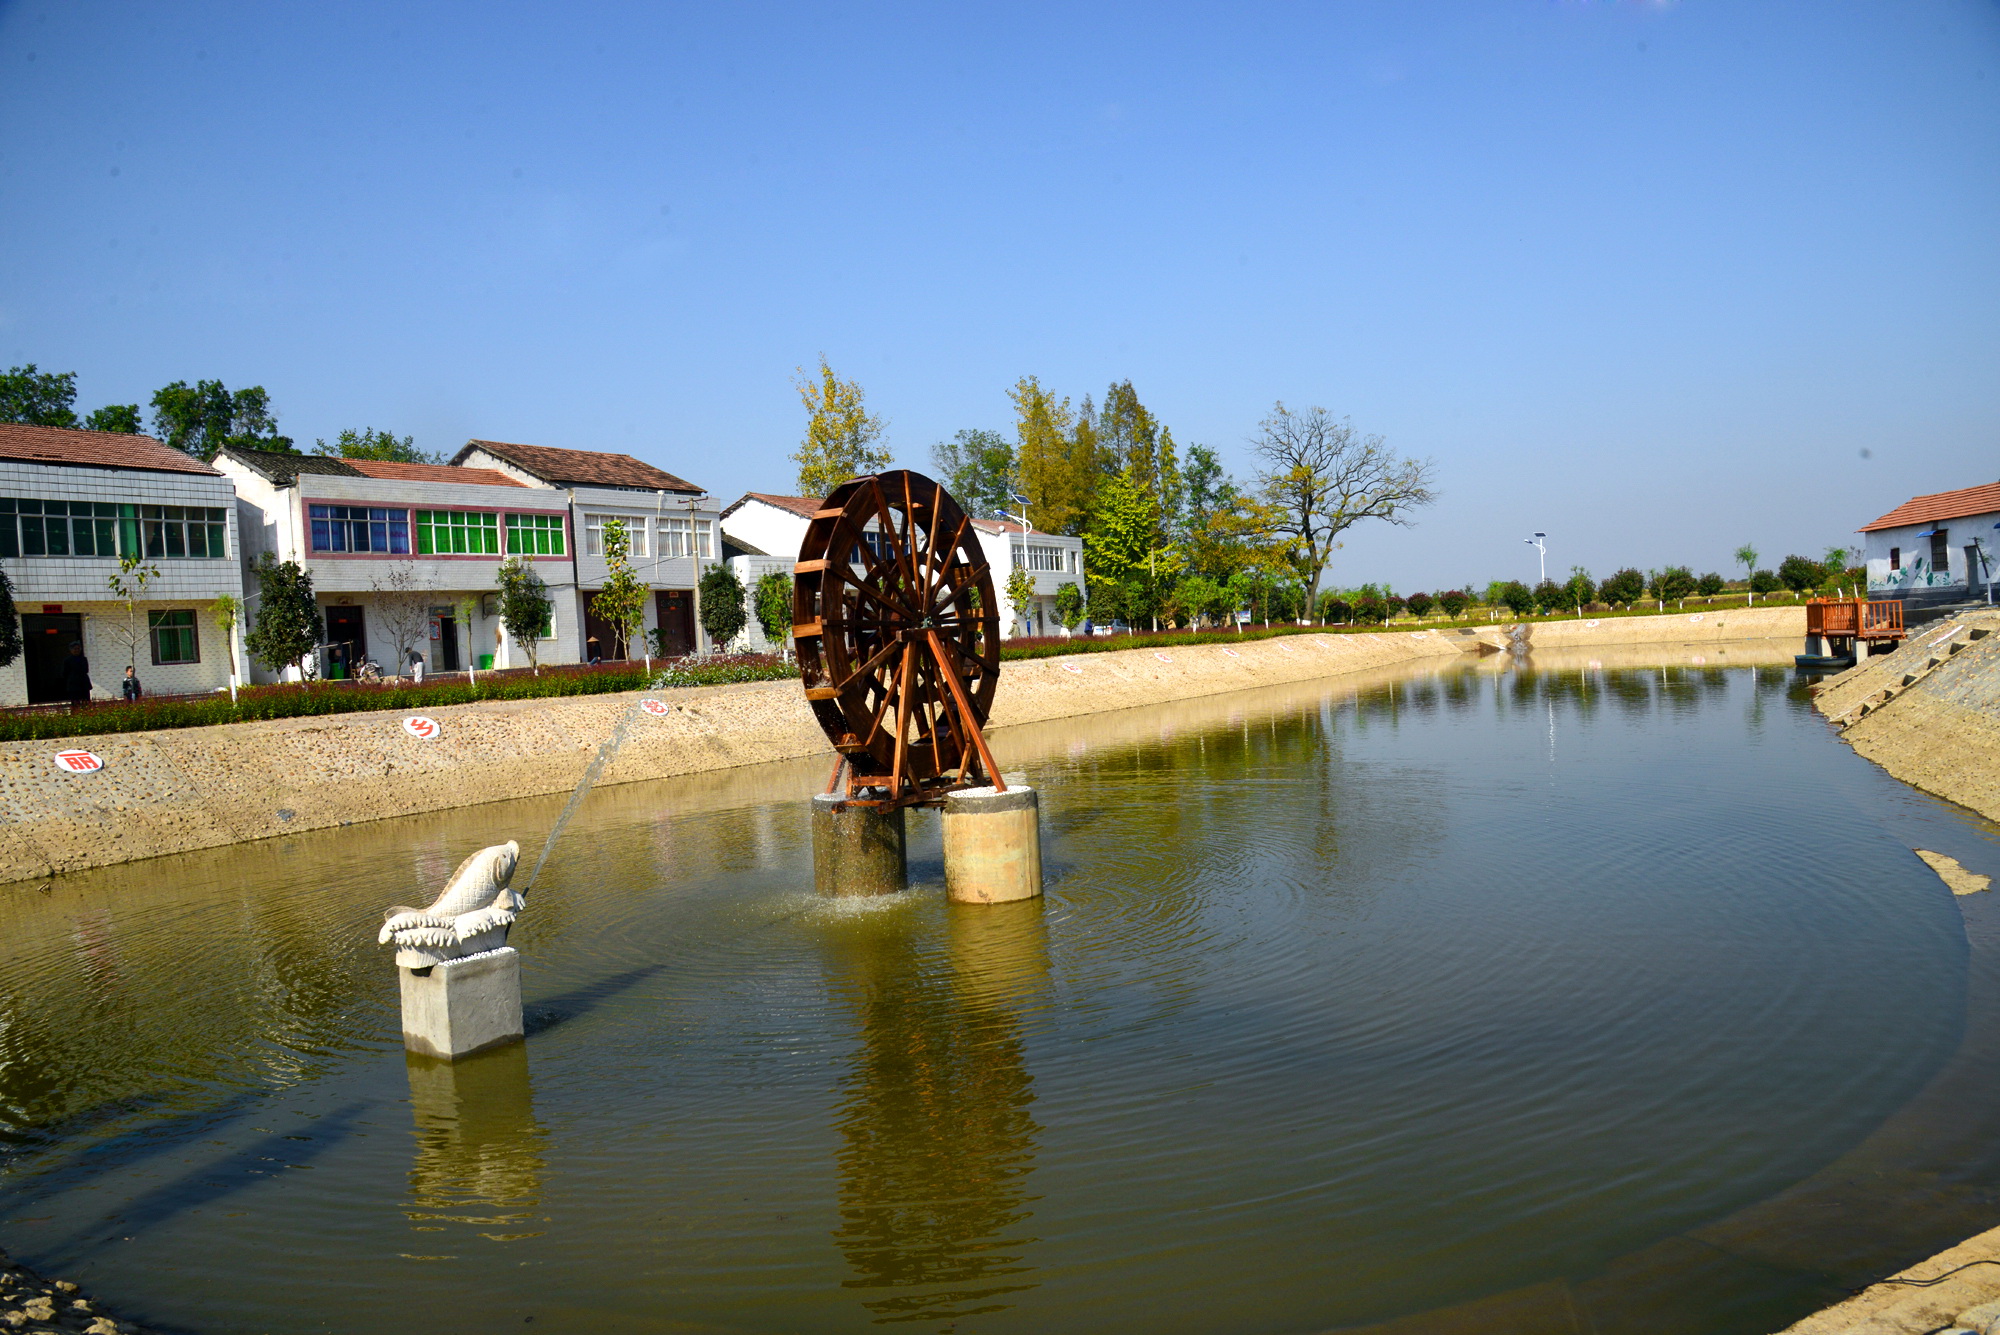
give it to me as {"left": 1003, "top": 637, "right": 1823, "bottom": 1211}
{"left": 1861, "top": 481, "right": 2000, "bottom": 532}
{"left": 344, "top": 459, "right": 525, "bottom": 488}
{"left": 0, "top": 423, "right": 220, "bottom": 476}
{"left": 722, "top": 492, "right": 823, "bottom": 520}
{"left": 455, "top": 439, "right": 701, "bottom": 493}
{"left": 217, "top": 446, "right": 363, "bottom": 485}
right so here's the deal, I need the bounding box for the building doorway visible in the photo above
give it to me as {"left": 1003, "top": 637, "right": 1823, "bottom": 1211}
{"left": 22, "top": 613, "right": 84, "bottom": 704}
{"left": 655, "top": 589, "right": 695, "bottom": 657}
{"left": 429, "top": 606, "right": 461, "bottom": 672}
{"left": 1968, "top": 544, "right": 1986, "bottom": 598}
{"left": 582, "top": 597, "right": 621, "bottom": 662}
{"left": 324, "top": 605, "right": 366, "bottom": 678}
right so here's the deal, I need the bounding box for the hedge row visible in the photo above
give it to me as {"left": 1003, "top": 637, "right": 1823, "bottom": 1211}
{"left": 0, "top": 656, "right": 796, "bottom": 743}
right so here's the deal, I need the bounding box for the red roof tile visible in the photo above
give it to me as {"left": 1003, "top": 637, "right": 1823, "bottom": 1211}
{"left": 1861, "top": 481, "right": 2000, "bottom": 532}
{"left": 455, "top": 439, "right": 701, "bottom": 492}
{"left": 0, "top": 423, "right": 219, "bottom": 476}
{"left": 344, "top": 459, "right": 525, "bottom": 487}
{"left": 726, "top": 492, "right": 823, "bottom": 520}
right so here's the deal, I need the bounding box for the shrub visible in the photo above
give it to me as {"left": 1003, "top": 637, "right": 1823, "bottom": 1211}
{"left": 1776, "top": 554, "right": 1825, "bottom": 593}
{"left": 1562, "top": 568, "right": 1596, "bottom": 610}
{"left": 1750, "top": 568, "right": 1782, "bottom": 594}
{"left": 1405, "top": 590, "right": 1434, "bottom": 618}
{"left": 1696, "top": 572, "right": 1726, "bottom": 596}
{"left": 1599, "top": 568, "right": 1645, "bottom": 606}
{"left": 1532, "top": 579, "right": 1566, "bottom": 615}
{"left": 244, "top": 553, "right": 319, "bottom": 680}
{"left": 1054, "top": 581, "right": 1087, "bottom": 630}
{"left": 1436, "top": 589, "right": 1469, "bottom": 619}
{"left": 1317, "top": 592, "right": 1351, "bottom": 623}
{"left": 1386, "top": 593, "right": 1407, "bottom": 619}
{"left": 699, "top": 564, "right": 748, "bottom": 647}
{"left": 1352, "top": 592, "right": 1389, "bottom": 624}
{"left": 1497, "top": 580, "right": 1535, "bottom": 616}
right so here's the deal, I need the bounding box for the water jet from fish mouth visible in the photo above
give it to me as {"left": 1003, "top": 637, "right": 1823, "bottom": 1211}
{"left": 521, "top": 693, "right": 660, "bottom": 895}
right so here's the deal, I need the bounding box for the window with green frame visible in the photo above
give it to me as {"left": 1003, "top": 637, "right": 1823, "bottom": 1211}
{"left": 149, "top": 609, "right": 200, "bottom": 665}
{"left": 415, "top": 510, "right": 500, "bottom": 555}
{"left": 506, "top": 512, "right": 566, "bottom": 556}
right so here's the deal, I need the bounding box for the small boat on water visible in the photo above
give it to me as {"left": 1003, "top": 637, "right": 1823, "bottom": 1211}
{"left": 1794, "top": 652, "right": 1855, "bottom": 670}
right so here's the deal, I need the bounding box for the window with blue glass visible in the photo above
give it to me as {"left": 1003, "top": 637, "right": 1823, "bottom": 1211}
{"left": 308, "top": 504, "right": 409, "bottom": 554}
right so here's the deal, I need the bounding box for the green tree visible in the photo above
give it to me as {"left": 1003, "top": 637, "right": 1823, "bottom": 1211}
{"left": 151, "top": 380, "right": 294, "bottom": 460}
{"left": 83, "top": 404, "right": 142, "bottom": 433}
{"left": 1532, "top": 579, "right": 1566, "bottom": 615}
{"left": 1648, "top": 566, "right": 1697, "bottom": 603}
{"left": 315, "top": 426, "right": 440, "bottom": 463}
{"left": 1352, "top": 590, "right": 1389, "bottom": 624}
{"left": 699, "top": 564, "right": 748, "bottom": 648}
{"left": 1437, "top": 589, "right": 1470, "bottom": 620}
{"left": 1599, "top": 568, "right": 1645, "bottom": 606}
{"left": 1005, "top": 564, "right": 1037, "bottom": 635}
{"left": 104, "top": 552, "right": 162, "bottom": 674}
{"left": 496, "top": 556, "right": 554, "bottom": 673}
{"left": 754, "top": 570, "right": 794, "bottom": 657}
{"left": 0, "top": 566, "right": 20, "bottom": 668}
{"left": 791, "top": 356, "right": 889, "bottom": 497}
{"left": 1010, "top": 376, "right": 1090, "bottom": 536}
{"left": 589, "top": 519, "right": 648, "bottom": 659}
{"left": 212, "top": 593, "right": 242, "bottom": 700}
{"left": 245, "top": 553, "right": 320, "bottom": 682}
{"left": 1176, "top": 574, "right": 1224, "bottom": 627}
{"left": 1084, "top": 468, "right": 1161, "bottom": 592}
{"left": 1250, "top": 402, "right": 1437, "bottom": 611}
{"left": 1561, "top": 566, "right": 1596, "bottom": 612}
{"left": 1317, "top": 591, "right": 1352, "bottom": 623}
{"left": 1229, "top": 566, "right": 1272, "bottom": 626}
{"left": 1734, "top": 544, "right": 1759, "bottom": 585}
{"left": 929, "top": 428, "right": 1017, "bottom": 517}
{"left": 1054, "top": 581, "right": 1086, "bottom": 631}
{"left": 1750, "top": 569, "right": 1782, "bottom": 594}
{"left": 1098, "top": 380, "right": 1181, "bottom": 540}
{"left": 1696, "top": 572, "right": 1726, "bottom": 596}
{"left": 1496, "top": 580, "right": 1535, "bottom": 616}
{"left": 1776, "top": 555, "right": 1823, "bottom": 594}
{"left": 0, "top": 364, "right": 79, "bottom": 426}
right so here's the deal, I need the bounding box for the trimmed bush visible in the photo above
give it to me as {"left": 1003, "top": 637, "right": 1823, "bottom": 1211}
{"left": 1404, "top": 591, "right": 1434, "bottom": 619}
{"left": 1436, "top": 589, "right": 1469, "bottom": 619}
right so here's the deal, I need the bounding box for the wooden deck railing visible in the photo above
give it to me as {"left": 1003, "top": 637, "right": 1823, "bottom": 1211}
{"left": 1807, "top": 597, "right": 1903, "bottom": 639}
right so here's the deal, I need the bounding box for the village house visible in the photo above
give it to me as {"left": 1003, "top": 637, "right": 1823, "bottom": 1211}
{"left": 216, "top": 447, "right": 574, "bottom": 679}
{"left": 0, "top": 424, "right": 244, "bottom": 705}
{"left": 1861, "top": 480, "right": 2000, "bottom": 610}
{"left": 450, "top": 440, "right": 718, "bottom": 658}
{"left": 718, "top": 492, "right": 1086, "bottom": 641}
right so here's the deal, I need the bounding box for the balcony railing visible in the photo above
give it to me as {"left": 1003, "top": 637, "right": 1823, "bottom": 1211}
{"left": 1807, "top": 597, "right": 1903, "bottom": 639}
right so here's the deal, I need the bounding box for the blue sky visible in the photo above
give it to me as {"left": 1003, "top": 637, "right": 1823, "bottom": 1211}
{"left": 2, "top": 1, "right": 1996, "bottom": 591}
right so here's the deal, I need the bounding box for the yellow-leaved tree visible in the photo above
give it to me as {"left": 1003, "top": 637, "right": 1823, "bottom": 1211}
{"left": 1009, "top": 376, "right": 1091, "bottom": 535}
{"left": 791, "top": 356, "right": 890, "bottom": 498}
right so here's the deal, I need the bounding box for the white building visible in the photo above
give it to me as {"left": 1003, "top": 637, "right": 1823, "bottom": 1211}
{"left": 718, "top": 493, "right": 1086, "bottom": 640}
{"left": 216, "top": 447, "right": 574, "bottom": 679}
{"left": 0, "top": 424, "right": 244, "bottom": 705}
{"left": 451, "top": 440, "right": 719, "bottom": 658}
{"left": 1861, "top": 480, "right": 2000, "bottom": 610}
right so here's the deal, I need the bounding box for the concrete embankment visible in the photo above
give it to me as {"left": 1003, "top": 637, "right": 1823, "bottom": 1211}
{"left": 0, "top": 629, "right": 1465, "bottom": 884}
{"left": 0, "top": 606, "right": 1808, "bottom": 886}
{"left": 1813, "top": 608, "right": 2000, "bottom": 824}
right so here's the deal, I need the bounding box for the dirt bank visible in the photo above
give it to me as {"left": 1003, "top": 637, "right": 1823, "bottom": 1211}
{"left": 1812, "top": 608, "right": 2000, "bottom": 824}
{"left": 0, "top": 629, "right": 1466, "bottom": 885}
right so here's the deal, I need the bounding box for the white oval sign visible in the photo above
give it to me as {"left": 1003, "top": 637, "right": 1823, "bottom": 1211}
{"left": 1585, "top": 620, "right": 1601, "bottom": 629}
{"left": 1278, "top": 643, "right": 1295, "bottom": 653}
{"left": 402, "top": 716, "right": 442, "bottom": 740}
{"left": 639, "top": 699, "right": 671, "bottom": 716}
{"left": 53, "top": 749, "right": 103, "bottom": 774}
{"left": 1061, "top": 662, "right": 1084, "bottom": 674}
{"left": 1154, "top": 652, "right": 1173, "bottom": 663}
{"left": 1689, "top": 614, "right": 1705, "bottom": 623}
{"left": 1222, "top": 648, "right": 1241, "bottom": 658}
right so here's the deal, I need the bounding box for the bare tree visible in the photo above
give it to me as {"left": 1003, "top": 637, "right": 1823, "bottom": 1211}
{"left": 1250, "top": 403, "right": 1437, "bottom": 608}
{"left": 369, "top": 563, "right": 434, "bottom": 676}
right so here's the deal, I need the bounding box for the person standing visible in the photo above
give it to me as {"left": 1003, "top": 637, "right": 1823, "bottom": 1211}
{"left": 62, "top": 642, "right": 91, "bottom": 710}
{"left": 120, "top": 665, "right": 142, "bottom": 701}
{"left": 407, "top": 647, "right": 425, "bottom": 684}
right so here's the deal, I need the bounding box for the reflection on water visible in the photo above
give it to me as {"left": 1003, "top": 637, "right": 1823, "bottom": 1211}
{"left": 404, "top": 1045, "right": 547, "bottom": 1244}
{"left": 825, "top": 903, "right": 1045, "bottom": 1324}
{"left": 0, "top": 644, "right": 1993, "bottom": 1335}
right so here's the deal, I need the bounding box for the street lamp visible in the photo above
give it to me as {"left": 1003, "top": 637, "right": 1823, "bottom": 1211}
{"left": 1524, "top": 533, "right": 1547, "bottom": 583}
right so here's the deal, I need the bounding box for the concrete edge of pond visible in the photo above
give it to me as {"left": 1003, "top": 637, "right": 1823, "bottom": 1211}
{"left": 1813, "top": 607, "right": 2000, "bottom": 827}
{"left": 0, "top": 606, "right": 1806, "bottom": 888}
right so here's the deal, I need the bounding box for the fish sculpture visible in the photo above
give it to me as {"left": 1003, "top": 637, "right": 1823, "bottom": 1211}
{"left": 380, "top": 841, "right": 523, "bottom": 969}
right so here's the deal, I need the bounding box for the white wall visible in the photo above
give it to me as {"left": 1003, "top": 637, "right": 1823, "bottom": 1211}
{"left": 719, "top": 499, "right": 810, "bottom": 563}
{"left": 1865, "top": 513, "right": 2000, "bottom": 602}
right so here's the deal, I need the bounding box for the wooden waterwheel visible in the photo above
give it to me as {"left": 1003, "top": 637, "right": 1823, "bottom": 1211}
{"left": 793, "top": 470, "right": 1004, "bottom": 811}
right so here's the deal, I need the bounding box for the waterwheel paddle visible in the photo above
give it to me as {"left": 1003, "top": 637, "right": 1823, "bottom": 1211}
{"left": 793, "top": 470, "right": 1004, "bottom": 811}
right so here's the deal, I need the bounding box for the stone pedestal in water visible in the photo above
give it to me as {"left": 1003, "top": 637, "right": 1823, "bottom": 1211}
{"left": 942, "top": 785, "right": 1043, "bottom": 904}
{"left": 400, "top": 948, "right": 524, "bottom": 1060}
{"left": 812, "top": 793, "right": 907, "bottom": 896}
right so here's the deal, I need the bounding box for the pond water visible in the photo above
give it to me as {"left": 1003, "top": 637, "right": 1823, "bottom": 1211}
{"left": 2, "top": 647, "right": 1998, "bottom": 1335}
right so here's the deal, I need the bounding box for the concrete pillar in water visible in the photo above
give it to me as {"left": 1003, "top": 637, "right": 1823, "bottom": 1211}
{"left": 942, "top": 785, "right": 1043, "bottom": 905}
{"left": 400, "top": 948, "right": 525, "bottom": 1060}
{"left": 812, "top": 793, "right": 908, "bottom": 897}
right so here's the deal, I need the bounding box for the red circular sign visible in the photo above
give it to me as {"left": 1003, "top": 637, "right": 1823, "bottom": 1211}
{"left": 402, "top": 716, "right": 441, "bottom": 740}
{"left": 53, "top": 749, "right": 104, "bottom": 774}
